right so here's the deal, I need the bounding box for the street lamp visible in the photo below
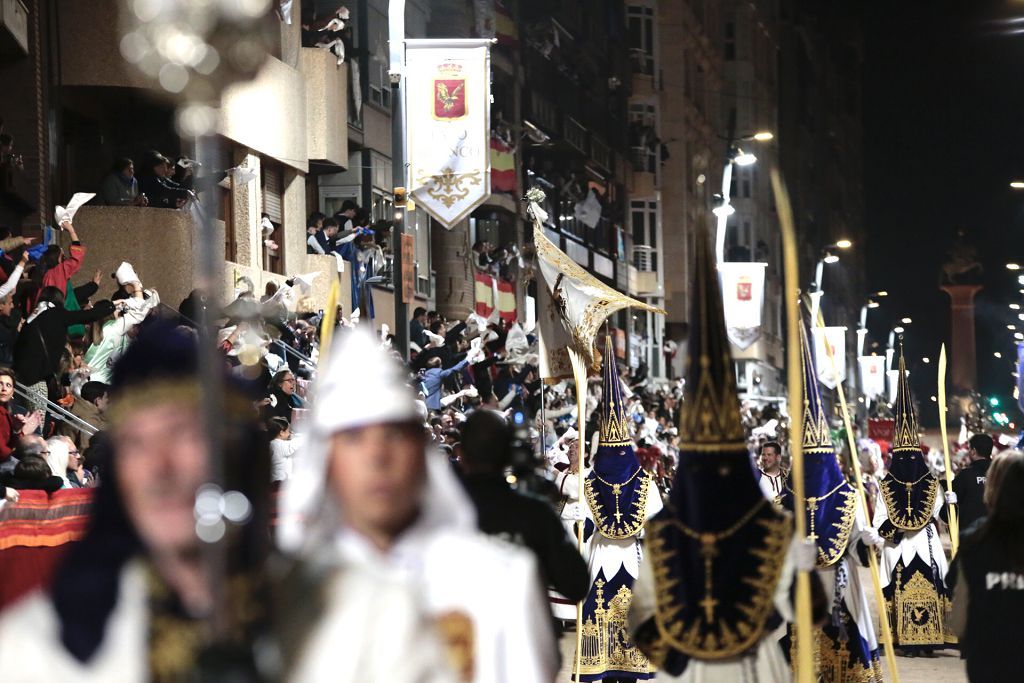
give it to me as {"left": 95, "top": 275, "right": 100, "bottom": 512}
{"left": 714, "top": 110, "right": 775, "bottom": 264}
{"left": 901, "top": 317, "right": 913, "bottom": 324}
{"left": 1011, "top": 303, "right": 1021, "bottom": 311}
{"left": 858, "top": 290, "right": 889, "bottom": 356}
{"left": 810, "top": 240, "right": 854, "bottom": 323}
{"left": 1011, "top": 180, "right": 1024, "bottom": 189}
{"left": 1007, "top": 263, "right": 1021, "bottom": 271}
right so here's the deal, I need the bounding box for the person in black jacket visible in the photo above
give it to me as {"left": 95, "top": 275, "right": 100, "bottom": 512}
{"left": 457, "top": 409, "right": 590, "bottom": 610}
{"left": 13, "top": 286, "right": 115, "bottom": 413}
{"left": 948, "top": 451, "right": 1024, "bottom": 682}
{"left": 137, "top": 151, "right": 192, "bottom": 209}
{"left": 943, "top": 433, "right": 994, "bottom": 531}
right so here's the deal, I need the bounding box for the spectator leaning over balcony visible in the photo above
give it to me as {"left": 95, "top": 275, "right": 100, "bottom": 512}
{"left": 306, "top": 211, "right": 326, "bottom": 253}
{"left": 99, "top": 158, "right": 148, "bottom": 207}
{"left": 334, "top": 198, "right": 358, "bottom": 232}
{"left": 309, "top": 216, "right": 340, "bottom": 255}
{"left": 14, "top": 286, "right": 115, "bottom": 414}
{"left": 137, "top": 150, "right": 192, "bottom": 209}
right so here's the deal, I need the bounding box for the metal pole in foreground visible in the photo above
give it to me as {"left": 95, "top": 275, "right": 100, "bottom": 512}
{"left": 389, "top": 0, "right": 409, "bottom": 359}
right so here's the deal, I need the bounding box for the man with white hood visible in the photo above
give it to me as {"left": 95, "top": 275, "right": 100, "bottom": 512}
{"left": 279, "top": 328, "right": 559, "bottom": 683}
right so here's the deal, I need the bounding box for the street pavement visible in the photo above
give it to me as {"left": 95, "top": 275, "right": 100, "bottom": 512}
{"left": 556, "top": 562, "right": 968, "bottom": 681}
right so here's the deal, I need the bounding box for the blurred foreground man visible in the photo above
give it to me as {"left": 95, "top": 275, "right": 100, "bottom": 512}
{"left": 0, "top": 322, "right": 273, "bottom": 681}
{"left": 279, "top": 329, "right": 558, "bottom": 682}
{"left": 0, "top": 322, "right": 449, "bottom": 682}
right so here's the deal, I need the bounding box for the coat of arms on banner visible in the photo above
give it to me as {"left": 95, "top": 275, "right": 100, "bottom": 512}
{"left": 407, "top": 40, "right": 491, "bottom": 228}
{"left": 737, "top": 276, "right": 752, "bottom": 302}
{"left": 434, "top": 67, "right": 467, "bottom": 119}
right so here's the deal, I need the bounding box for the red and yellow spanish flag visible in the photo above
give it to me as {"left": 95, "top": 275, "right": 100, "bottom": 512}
{"left": 490, "top": 135, "right": 516, "bottom": 193}
{"left": 475, "top": 273, "right": 516, "bottom": 321}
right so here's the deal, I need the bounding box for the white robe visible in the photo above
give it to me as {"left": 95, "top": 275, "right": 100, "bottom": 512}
{"left": 873, "top": 485, "right": 948, "bottom": 592}
{"left": 0, "top": 559, "right": 449, "bottom": 683}
{"left": 628, "top": 535, "right": 797, "bottom": 683}
{"left": 336, "top": 519, "right": 558, "bottom": 683}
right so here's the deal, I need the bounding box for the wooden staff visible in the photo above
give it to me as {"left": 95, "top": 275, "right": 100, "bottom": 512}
{"left": 813, "top": 306, "right": 901, "bottom": 683}
{"left": 568, "top": 347, "right": 589, "bottom": 683}
{"left": 770, "top": 168, "right": 813, "bottom": 683}
{"left": 939, "top": 344, "right": 959, "bottom": 556}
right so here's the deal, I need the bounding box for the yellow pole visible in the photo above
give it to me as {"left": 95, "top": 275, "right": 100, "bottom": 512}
{"left": 938, "top": 344, "right": 960, "bottom": 557}
{"left": 770, "top": 168, "right": 813, "bottom": 683}
{"left": 568, "top": 347, "right": 589, "bottom": 683}
{"left": 813, "top": 306, "right": 901, "bottom": 683}
{"left": 318, "top": 280, "right": 340, "bottom": 367}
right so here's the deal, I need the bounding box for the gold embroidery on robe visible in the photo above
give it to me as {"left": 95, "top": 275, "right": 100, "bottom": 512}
{"left": 880, "top": 477, "right": 938, "bottom": 531}
{"left": 647, "top": 513, "right": 792, "bottom": 660}
{"left": 584, "top": 474, "right": 652, "bottom": 540}
{"left": 579, "top": 579, "right": 653, "bottom": 675}
{"left": 890, "top": 568, "right": 945, "bottom": 646}
{"left": 434, "top": 610, "right": 475, "bottom": 681}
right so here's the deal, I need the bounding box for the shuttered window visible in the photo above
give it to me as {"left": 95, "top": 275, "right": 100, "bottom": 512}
{"left": 261, "top": 159, "right": 285, "bottom": 274}
{"left": 262, "top": 163, "right": 284, "bottom": 224}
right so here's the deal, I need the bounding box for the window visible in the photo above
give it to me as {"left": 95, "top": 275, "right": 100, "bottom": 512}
{"left": 367, "top": 6, "right": 392, "bottom": 109}
{"left": 210, "top": 138, "right": 235, "bottom": 262}
{"left": 627, "top": 4, "right": 655, "bottom": 76}
{"left": 261, "top": 159, "right": 285, "bottom": 275}
{"left": 630, "top": 199, "right": 658, "bottom": 272}
{"left": 725, "top": 21, "right": 735, "bottom": 61}
{"left": 741, "top": 170, "right": 751, "bottom": 198}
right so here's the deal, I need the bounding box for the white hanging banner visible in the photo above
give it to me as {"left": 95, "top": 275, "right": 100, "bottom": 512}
{"left": 812, "top": 326, "right": 847, "bottom": 389}
{"left": 886, "top": 369, "right": 906, "bottom": 404}
{"left": 718, "top": 262, "right": 767, "bottom": 350}
{"left": 859, "top": 355, "right": 887, "bottom": 399}
{"left": 406, "top": 39, "right": 492, "bottom": 228}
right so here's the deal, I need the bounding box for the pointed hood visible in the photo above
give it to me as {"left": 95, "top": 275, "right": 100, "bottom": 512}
{"left": 677, "top": 230, "right": 747, "bottom": 453}
{"left": 599, "top": 336, "right": 632, "bottom": 447}
{"left": 892, "top": 347, "right": 921, "bottom": 453}
{"left": 779, "top": 316, "right": 857, "bottom": 567}
{"left": 879, "top": 344, "right": 937, "bottom": 530}
{"left": 585, "top": 337, "right": 649, "bottom": 540}
{"left": 635, "top": 226, "right": 792, "bottom": 667}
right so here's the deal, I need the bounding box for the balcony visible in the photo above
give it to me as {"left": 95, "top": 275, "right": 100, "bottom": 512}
{"left": 71, "top": 207, "right": 425, "bottom": 330}
{"left": 630, "top": 245, "right": 659, "bottom": 295}
{"left": 0, "top": 0, "right": 28, "bottom": 59}
{"left": 300, "top": 47, "right": 349, "bottom": 169}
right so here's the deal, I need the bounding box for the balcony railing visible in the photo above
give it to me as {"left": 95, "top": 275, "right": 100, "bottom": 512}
{"left": 632, "top": 244, "right": 658, "bottom": 273}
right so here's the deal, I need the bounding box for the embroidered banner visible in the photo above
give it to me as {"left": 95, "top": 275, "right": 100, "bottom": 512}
{"left": 812, "top": 326, "right": 847, "bottom": 389}
{"left": 406, "top": 39, "right": 492, "bottom": 228}
{"left": 718, "top": 262, "right": 767, "bottom": 350}
{"left": 859, "top": 355, "right": 887, "bottom": 399}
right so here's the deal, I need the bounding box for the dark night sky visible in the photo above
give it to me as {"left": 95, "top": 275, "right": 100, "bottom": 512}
{"left": 862, "top": 1, "right": 1024, "bottom": 423}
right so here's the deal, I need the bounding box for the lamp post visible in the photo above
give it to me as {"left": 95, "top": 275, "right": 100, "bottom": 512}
{"left": 857, "top": 290, "right": 888, "bottom": 357}
{"left": 713, "top": 108, "right": 773, "bottom": 264}
{"left": 388, "top": 0, "right": 409, "bottom": 358}
{"left": 809, "top": 240, "right": 853, "bottom": 323}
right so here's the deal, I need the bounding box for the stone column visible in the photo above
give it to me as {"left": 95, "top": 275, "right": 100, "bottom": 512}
{"left": 941, "top": 284, "right": 982, "bottom": 392}
{"left": 431, "top": 218, "right": 475, "bottom": 321}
